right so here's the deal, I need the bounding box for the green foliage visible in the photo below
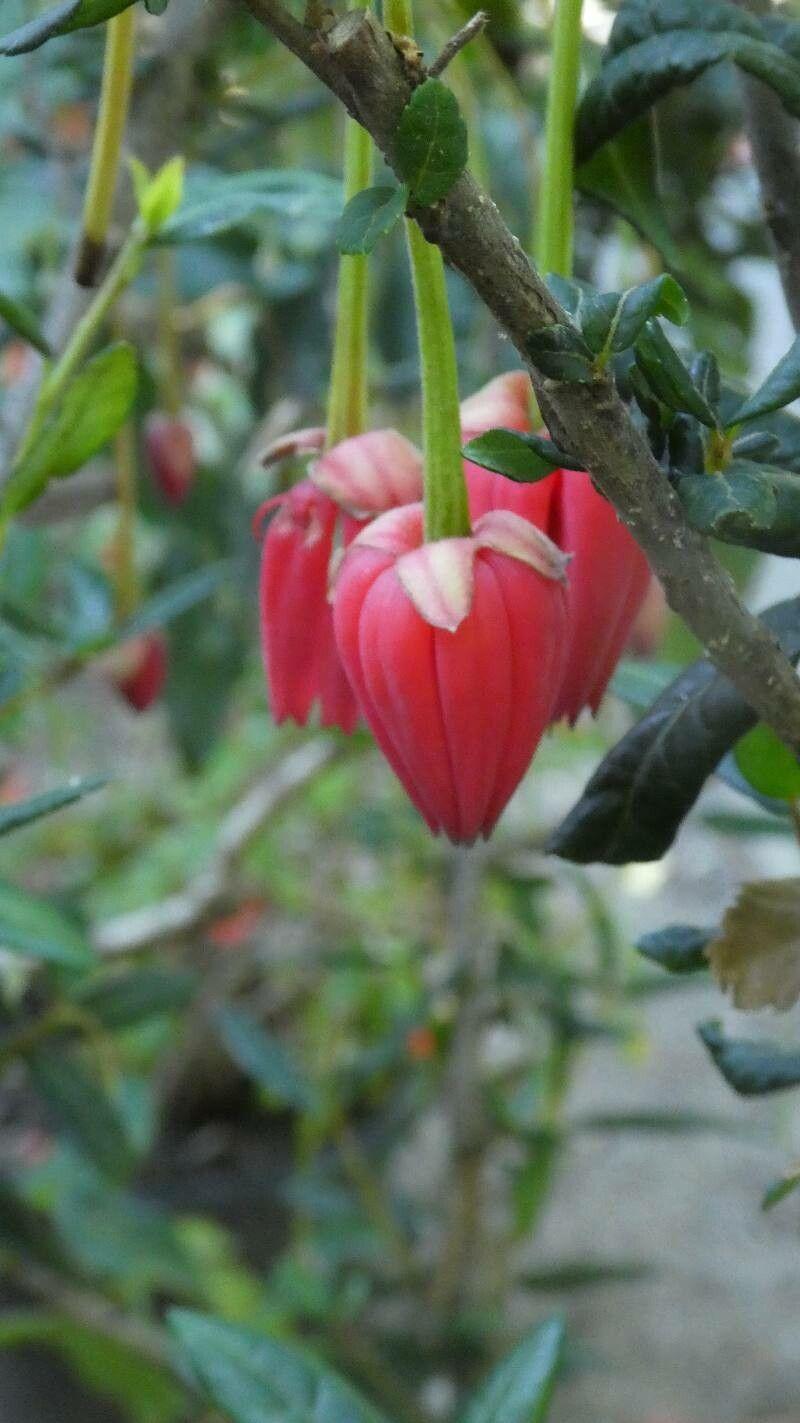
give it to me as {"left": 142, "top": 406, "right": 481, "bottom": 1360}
{"left": 216, "top": 1007, "right": 322, "bottom": 1114}
{"left": 0, "top": 289, "right": 50, "bottom": 354}
{"left": 735, "top": 724, "right": 800, "bottom": 803}
{"left": 0, "top": 776, "right": 106, "bottom": 838}
{"left": 698, "top": 1022, "right": 800, "bottom": 1096}
{"left": 0, "top": 880, "right": 95, "bottom": 967}
{"left": 459, "top": 1319, "right": 565, "bottom": 1423}
{"left": 336, "top": 185, "right": 409, "bottom": 255}
{"left": 461, "top": 430, "right": 564, "bottom": 483}
{"left": 157, "top": 168, "right": 342, "bottom": 244}
{"left": 636, "top": 924, "right": 711, "bottom": 974}
{"left": 395, "top": 79, "right": 468, "bottom": 207}
{"left": 0, "top": 0, "right": 136, "bottom": 54}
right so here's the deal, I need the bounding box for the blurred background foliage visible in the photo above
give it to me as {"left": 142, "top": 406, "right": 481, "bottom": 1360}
{"left": 2, "top": 2, "right": 800, "bottom": 1421}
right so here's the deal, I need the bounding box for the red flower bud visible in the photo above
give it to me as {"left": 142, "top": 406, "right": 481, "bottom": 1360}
{"left": 114, "top": 632, "right": 167, "bottom": 712}
{"left": 258, "top": 480, "right": 363, "bottom": 733}
{"left": 332, "top": 503, "right": 568, "bottom": 843}
{"left": 550, "top": 469, "right": 651, "bottom": 723}
{"left": 145, "top": 414, "right": 195, "bottom": 505}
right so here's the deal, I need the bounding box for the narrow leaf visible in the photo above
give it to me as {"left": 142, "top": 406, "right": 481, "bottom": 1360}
{"left": 0, "top": 776, "right": 106, "bottom": 838}
{"left": 520, "top": 1260, "right": 651, "bottom": 1292}
{"left": 0, "top": 291, "right": 50, "bottom": 356}
{"left": 460, "top": 1318, "right": 565, "bottom": 1423}
{"left": 395, "top": 78, "right": 468, "bottom": 206}
{"left": 730, "top": 335, "right": 800, "bottom": 425}
{"left": 27, "top": 1046, "right": 134, "bottom": 1177}
{"left": 762, "top": 1165, "right": 800, "bottom": 1211}
{"left": 216, "top": 1007, "right": 320, "bottom": 1113}
{"left": 636, "top": 924, "right": 711, "bottom": 974}
{"left": 635, "top": 321, "right": 718, "bottom": 426}
{"left": 336, "top": 184, "right": 408, "bottom": 255}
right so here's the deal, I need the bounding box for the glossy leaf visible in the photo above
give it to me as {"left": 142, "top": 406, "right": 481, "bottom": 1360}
{"left": 0, "top": 0, "right": 134, "bottom": 53}
{"left": 460, "top": 1318, "right": 565, "bottom": 1423}
{"left": 216, "top": 1007, "right": 321, "bottom": 1114}
{"left": 576, "top": 119, "right": 681, "bottom": 266}
{"left": 0, "top": 881, "right": 94, "bottom": 968}
{"left": 169, "top": 1310, "right": 391, "bottom": 1423}
{"left": 698, "top": 1021, "right": 800, "bottom": 1095}
{"left": 461, "top": 429, "right": 562, "bottom": 483}
{"left": 735, "top": 723, "right": 800, "bottom": 802}
{"left": 0, "top": 776, "right": 106, "bottom": 839}
{"left": 548, "top": 593, "right": 800, "bottom": 865}
{"left": 395, "top": 79, "right": 468, "bottom": 206}
{"left": 0, "top": 290, "right": 50, "bottom": 355}
{"left": 336, "top": 184, "right": 408, "bottom": 254}
{"left": 27, "top": 1046, "right": 134, "bottom": 1177}
{"left": 634, "top": 321, "right": 718, "bottom": 426}
{"left": 636, "top": 923, "right": 711, "bottom": 973}
{"left": 527, "top": 324, "right": 594, "bottom": 382}
{"left": 581, "top": 275, "right": 688, "bottom": 359}
{"left": 676, "top": 462, "right": 800, "bottom": 556}
{"left": 730, "top": 335, "right": 800, "bottom": 425}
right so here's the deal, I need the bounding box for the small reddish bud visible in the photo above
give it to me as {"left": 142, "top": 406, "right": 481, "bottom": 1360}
{"left": 113, "top": 632, "right": 168, "bottom": 712}
{"left": 145, "top": 413, "right": 196, "bottom": 505}
{"left": 332, "top": 503, "right": 568, "bottom": 843}
{"left": 406, "top": 1025, "right": 437, "bottom": 1061}
{"left": 208, "top": 898, "right": 267, "bottom": 949}
{"left": 550, "top": 470, "right": 651, "bottom": 723}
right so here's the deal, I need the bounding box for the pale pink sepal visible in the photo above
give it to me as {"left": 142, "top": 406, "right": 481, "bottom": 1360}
{"left": 460, "top": 371, "right": 532, "bottom": 442}
{"left": 350, "top": 502, "right": 425, "bottom": 556}
{"left": 260, "top": 427, "right": 326, "bottom": 467}
{"left": 474, "top": 509, "right": 570, "bottom": 584}
{"left": 310, "top": 429, "right": 423, "bottom": 515}
{"left": 396, "top": 538, "right": 476, "bottom": 632}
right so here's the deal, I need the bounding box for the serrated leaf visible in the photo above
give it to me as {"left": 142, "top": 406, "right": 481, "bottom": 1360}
{"left": 216, "top": 1007, "right": 320, "bottom": 1114}
{"left": 157, "top": 168, "right": 342, "bottom": 244}
{"left": 461, "top": 429, "right": 562, "bottom": 483}
{"left": 706, "top": 878, "right": 800, "bottom": 1011}
{"left": 576, "top": 119, "right": 681, "bottom": 267}
{"left": 762, "top": 1165, "right": 800, "bottom": 1211}
{"left": 676, "top": 461, "right": 800, "bottom": 555}
{"left": 548, "top": 593, "right": 800, "bottom": 865}
{"left": 27, "top": 1046, "right": 134, "bottom": 1177}
{"left": 730, "top": 335, "right": 800, "bottom": 426}
{"left": 395, "top": 78, "right": 468, "bottom": 206}
{"left": 0, "top": 290, "right": 50, "bottom": 355}
{"left": 636, "top": 924, "right": 711, "bottom": 973}
{"left": 460, "top": 1318, "right": 565, "bottom": 1423}
{"left": 635, "top": 321, "right": 718, "bottom": 426}
{"left": 0, "top": 881, "right": 94, "bottom": 968}
{"left": 698, "top": 1020, "right": 800, "bottom": 1095}
{"left": 2, "top": 343, "right": 138, "bottom": 518}
{"left": 735, "top": 723, "right": 800, "bottom": 803}
{"left": 336, "top": 184, "right": 408, "bottom": 255}
{"left": 527, "top": 324, "right": 594, "bottom": 382}
{"left": 0, "top": 776, "right": 106, "bottom": 838}
{"left": 168, "top": 1310, "right": 392, "bottom": 1423}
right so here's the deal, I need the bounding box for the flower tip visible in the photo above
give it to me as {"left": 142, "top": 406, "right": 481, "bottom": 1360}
{"left": 260, "top": 426, "right": 326, "bottom": 468}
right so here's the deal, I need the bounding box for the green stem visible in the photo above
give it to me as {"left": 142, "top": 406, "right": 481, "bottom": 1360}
{"left": 535, "top": 0, "right": 584, "bottom": 279}
{"left": 75, "top": 7, "right": 137, "bottom": 287}
{"left": 406, "top": 220, "right": 470, "bottom": 541}
{"left": 325, "top": 0, "right": 373, "bottom": 447}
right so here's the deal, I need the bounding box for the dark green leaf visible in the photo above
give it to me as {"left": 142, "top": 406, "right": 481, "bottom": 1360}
{"left": 698, "top": 1021, "right": 800, "bottom": 1095}
{"left": 27, "top": 1046, "right": 134, "bottom": 1177}
{"left": 545, "top": 274, "right": 587, "bottom": 319}
{"left": 576, "top": 119, "right": 681, "bottom": 266}
{"left": 548, "top": 593, "right": 800, "bottom": 865}
{"left": 574, "top": 1108, "right": 744, "bottom": 1136}
{"left": 116, "top": 562, "right": 233, "bottom": 644}
{"left": 762, "top": 1167, "right": 800, "bottom": 1211}
{"left": 75, "top": 968, "right": 196, "bottom": 1029}
{"left": 395, "top": 78, "right": 468, "bottom": 206}
{"left": 527, "top": 324, "right": 594, "bottom": 382}
{"left": 0, "top": 0, "right": 133, "bottom": 53}
{"left": 581, "top": 275, "right": 688, "bottom": 359}
{"left": 0, "top": 290, "right": 50, "bottom": 355}
{"left": 144, "top": 0, "right": 169, "bottom": 13}
{"left": 461, "top": 429, "right": 562, "bottom": 483}
{"left": 216, "top": 1007, "right": 320, "bottom": 1114}
{"left": 168, "top": 1310, "right": 392, "bottom": 1423}
{"left": 606, "top": 0, "right": 760, "bottom": 59}
{"left": 0, "top": 881, "right": 94, "bottom": 968}
{"left": 636, "top": 924, "right": 711, "bottom": 973}
{"left": 336, "top": 184, "right": 408, "bottom": 255}
{"left": 0, "top": 776, "right": 106, "bottom": 838}
{"left": 735, "top": 723, "right": 800, "bottom": 802}
{"left": 730, "top": 336, "right": 800, "bottom": 425}
{"left": 635, "top": 321, "right": 718, "bottom": 426}
{"left": 732, "top": 430, "right": 779, "bottom": 461}
{"left": 676, "top": 462, "right": 800, "bottom": 556}
{"left": 157, "top": 168, "right": 341, "bottom": 244}
{"left": 459, "top": 1318, "right": 565, "bottom": 1423}
{"left": 520, "top": 1260, "right": 651, "bottom": 1292}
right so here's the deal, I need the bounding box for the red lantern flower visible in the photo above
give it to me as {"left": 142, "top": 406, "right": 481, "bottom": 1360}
{"left": 332, "top": 502, "right": 568, "bottom": 843}
{"left": 114, "top": 632, "right": 167, "bottom": 712}
{"left": 145, "top": 414, "right": 196, "bottom": 505}
{"left": 257, "top": 428, "right": 423, "bottom": 733}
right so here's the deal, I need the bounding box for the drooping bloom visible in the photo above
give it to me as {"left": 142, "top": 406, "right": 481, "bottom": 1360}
{"left": 332, "top": 502, "right": 568, "bottom": 843}
{"left": 114, "top": 632, "right": 167, "bottom": 712}
{"left": 145, "top": 413, "right": 196, "bottom": 505}
{"left": 257, "top": 428, "right": 423, "bottom": 733}
{"left": 550, "top": 469, "right": 651, "bottom": 723}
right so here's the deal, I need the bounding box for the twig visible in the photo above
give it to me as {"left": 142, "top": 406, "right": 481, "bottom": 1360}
{"left": 234, "top": 0, "right": 800, "bottom": 757}
{"left": 92, "top": 739, "right": 343, "bottom": 954}
{"left": 429, "top": 11, "right": 489, "bottom": 78}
